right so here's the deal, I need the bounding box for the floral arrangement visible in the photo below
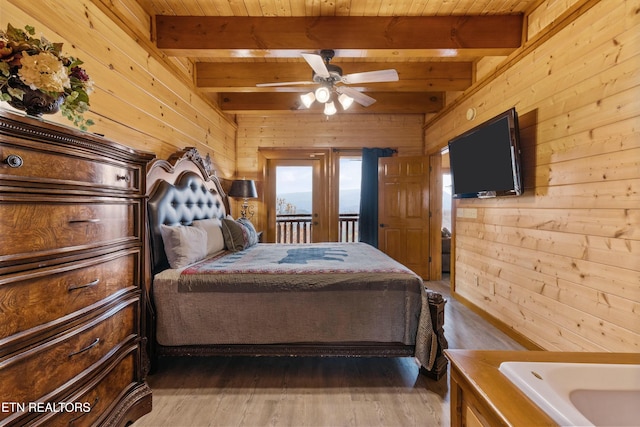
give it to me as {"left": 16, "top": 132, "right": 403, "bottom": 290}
{"left": 0, "top": 23, "right": 94, "bottom": 129}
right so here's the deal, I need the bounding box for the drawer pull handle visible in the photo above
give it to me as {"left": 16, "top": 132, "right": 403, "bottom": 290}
{"left": 116, "top": 174, "right": 130, "bottom": 182}
{"left": 68, "top": 279, "right": 100, "bottom": 292}
{"left": 3, "top": 154, "right": 23, "bottom": 168}
{"left": 68, "top": 218, "right": 101, "bottom": 224}
{"left": 68, "top": 338, "right": 100, "bottom": 358}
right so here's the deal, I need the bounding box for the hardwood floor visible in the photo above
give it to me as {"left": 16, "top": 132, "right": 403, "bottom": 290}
{"left": 134, "top": 277, "right": 525, "bottom": 427}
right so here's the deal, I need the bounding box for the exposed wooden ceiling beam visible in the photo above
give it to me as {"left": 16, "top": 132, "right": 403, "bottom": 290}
{"left": 155, "top": 16, "right": 523, "bottom": 58}
{"left": 196, "top": 62, "right": 472, "bottom": 92}
{"left": 217, "top": 92, "right": 443, "bottom": 114}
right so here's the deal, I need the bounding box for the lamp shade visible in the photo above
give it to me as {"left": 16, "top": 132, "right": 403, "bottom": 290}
{"left": 338, "top": 93, "right": 354, "bottom": 110}
{"left": 300, "top": 92, "right": 315, "bottom": 108}
{"left": 314, "top": 86, "right": 331, "bottom": 103}
{"left": 228, "top": 179, "right": 258, "bottom": 198}
{"left": 323, "top": 101, "right": 337, "bottom": 116}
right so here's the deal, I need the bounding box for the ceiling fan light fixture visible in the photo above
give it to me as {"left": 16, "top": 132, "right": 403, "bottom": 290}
{"left": 338, "top": 93, "right": 354, "bottom": 110}
{"left": 315, "top": 86, "right": 331, "bottom": 104}
{"left": 257, "top": 50, "right": 398, "bottom": 112}
{"left": 324, "top": 101, "right": 337, "bottom": 116}
{"left": 300, "top": 92, "right": 315, "bottom": 108}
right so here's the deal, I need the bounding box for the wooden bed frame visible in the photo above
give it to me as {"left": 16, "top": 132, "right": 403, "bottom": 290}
{"left": 144, "top": 147, "right": 448, "bottom": 380}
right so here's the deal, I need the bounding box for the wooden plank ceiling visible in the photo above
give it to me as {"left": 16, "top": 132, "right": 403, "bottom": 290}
{"left": 138, "top": 0, "right": 534, "bottom": 115}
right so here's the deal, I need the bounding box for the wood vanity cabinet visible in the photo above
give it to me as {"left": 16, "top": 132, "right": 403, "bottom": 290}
{"left": 445, "top": 349, "right": 640, "bottom": 427}
{"left": 449, "top": 365, "right": 505, "bottom": 427}
{"left": 0, "top": 110, "right": 155, "bottom": 426}
{"left": 446, "top": 350, "right": 560, "bottom": 427}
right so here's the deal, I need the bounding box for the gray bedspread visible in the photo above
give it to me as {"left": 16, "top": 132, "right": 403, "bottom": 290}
{"left": 154, "top": 242, "right": 436, "bottom": 369}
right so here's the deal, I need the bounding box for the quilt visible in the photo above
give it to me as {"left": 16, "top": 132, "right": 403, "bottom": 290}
{"left": 179, "top": 242, "right": 421, "bottom": 292}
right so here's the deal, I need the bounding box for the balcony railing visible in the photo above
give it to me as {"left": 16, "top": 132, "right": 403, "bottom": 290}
{"left": 338, "top": 213, "right": 359, "bottom": 243}
{"left": 275, "top": 213, "right": 359, "bottom": 244}
{"left": 276, "top": 214, "right": 312, "bottom": 244}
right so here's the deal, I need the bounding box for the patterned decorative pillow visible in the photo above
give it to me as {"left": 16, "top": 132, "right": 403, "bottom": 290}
{"left": 221, "top": 218, "right": 259, "bottom": 251}
{"left": 160, "top": 224, "right": 208, "bottom": 268}
{"left": 237, "top": 217, "right": 259, "bottom": 246}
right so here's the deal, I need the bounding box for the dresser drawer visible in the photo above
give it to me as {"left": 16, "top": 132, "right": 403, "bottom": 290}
{"left": 0, "top": 250, "right": 140, "bottom": 340}
{"left": 39, "top": 351, "right": 140, "bottom": 427}
{"left": 0, "top": 298, "right": 137, "bottom": 412}
{"left": 0, "top": 200, "right": 140, "bottom": 264}
{"left": 0, "top": 143, "right": 141, "bottom": 193}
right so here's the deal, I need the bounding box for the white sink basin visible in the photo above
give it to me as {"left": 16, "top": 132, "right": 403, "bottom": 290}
{"left": 498, "top": 361, "right": 640, "bottom": 426}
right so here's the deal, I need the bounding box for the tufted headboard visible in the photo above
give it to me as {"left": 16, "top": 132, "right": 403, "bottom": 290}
{"left": 146, "top": 148, "right": 228, "bottom": 275}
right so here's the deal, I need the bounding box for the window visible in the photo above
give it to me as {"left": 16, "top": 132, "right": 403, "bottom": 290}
{"left": 338, "top": 155, "right": 361, "bottom": 242}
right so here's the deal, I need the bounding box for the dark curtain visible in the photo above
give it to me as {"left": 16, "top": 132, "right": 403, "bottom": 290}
{"left": 358, "top": 147, "right": 396, "bottom": 247}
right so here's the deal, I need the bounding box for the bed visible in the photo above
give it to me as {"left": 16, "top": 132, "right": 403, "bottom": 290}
{"left": 144, "top": 147, "right": 447, "bottom": 379}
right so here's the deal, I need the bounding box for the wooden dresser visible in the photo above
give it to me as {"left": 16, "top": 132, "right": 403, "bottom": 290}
{"left": 0, "top": 110, "right": 155, "bottom": 426}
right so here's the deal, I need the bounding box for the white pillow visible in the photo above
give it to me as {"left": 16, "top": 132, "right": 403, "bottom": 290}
{"left": 193, "top": 218, "right": 225, "bottom": 256}
{"left": 160, "top": 224, "right": 208, "bottom": 269}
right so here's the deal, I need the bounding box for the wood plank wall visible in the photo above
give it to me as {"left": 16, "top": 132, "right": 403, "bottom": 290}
{"left": 236, "top": 114, "right": 424, "bottom": 230}
{"left": 4, "top": 0, "right": 636, "bottom": 353}
{"left": 424, "top": 0, "right": 639, "bottom": 352}
{"left": 1, "top": 0, "right": 237, "bottom": 177}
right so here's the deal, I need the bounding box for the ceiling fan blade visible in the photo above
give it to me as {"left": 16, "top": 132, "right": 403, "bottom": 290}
{"left": 301, "top": 53, "right": 331, "bottom": 78}
{"left": 336, "top": 86, "right": 377, "bottom": 107}
{"left": 341, "top": 69, "right": 399, "bottom": 84}
{"left": 256, "top": 81, "right": 315, "bottom": 87}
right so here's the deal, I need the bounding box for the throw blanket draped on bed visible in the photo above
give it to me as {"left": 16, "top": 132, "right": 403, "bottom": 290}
{"left": 157, "top": 242, "right": 435, "bottom": 369}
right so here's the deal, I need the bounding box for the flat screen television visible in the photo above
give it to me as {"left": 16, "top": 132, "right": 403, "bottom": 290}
{"left": 448, "top": 107, "right": 523, "bottom": 199}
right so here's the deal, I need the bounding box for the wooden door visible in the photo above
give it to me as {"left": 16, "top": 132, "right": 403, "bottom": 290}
{"left": 378, "top": 156, "right": 430, "bottom": 279}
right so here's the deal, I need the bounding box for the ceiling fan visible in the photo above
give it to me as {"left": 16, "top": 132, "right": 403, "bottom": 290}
{"left": 256, "top": 49, "right": 399, "bottom": 114}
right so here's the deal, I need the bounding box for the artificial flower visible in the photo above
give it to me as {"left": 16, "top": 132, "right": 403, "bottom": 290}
{"left": 0, "top": 23, "right": 94, "bottom": 130}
